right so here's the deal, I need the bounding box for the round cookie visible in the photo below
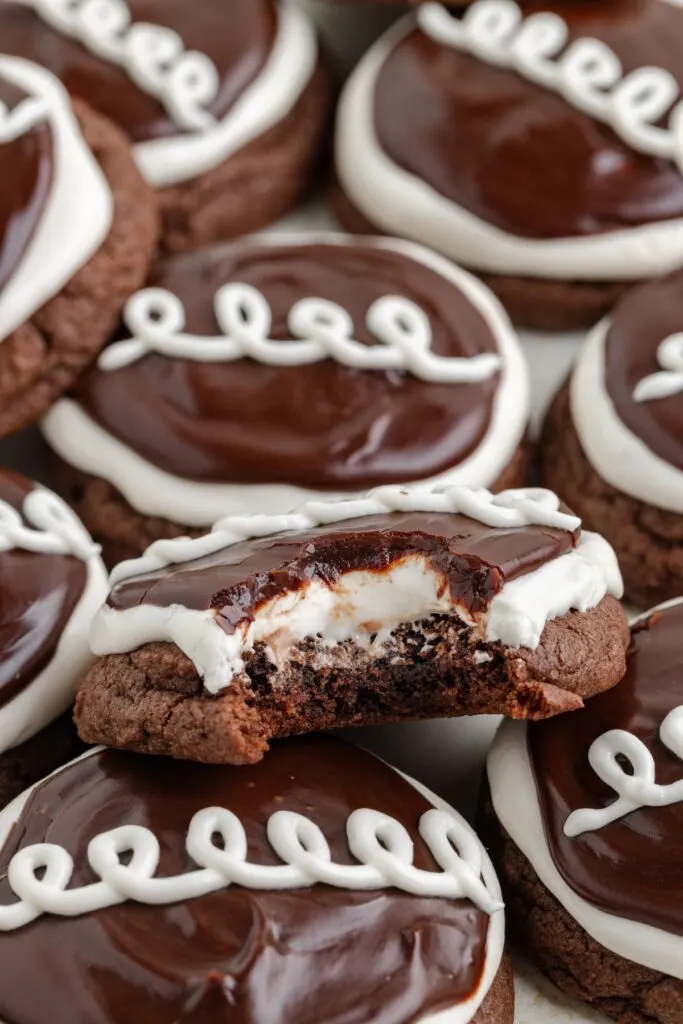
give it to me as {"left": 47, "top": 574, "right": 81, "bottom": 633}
{"left": 0, "top": 734, "right": 512, "bottom": 1024}
{"left": 0, "top": 467, "right": 108, "bottom": 808}
{"left": 0, "top": 54, "right": 157, "bottom": 438}
{"left": 334, "top": 0, "right": 683, "bottom": 331}
{"left": 41, "top": 233, "right": 531, "bottom": 566}
{"left": 0, "top": 0, "right": 328, "bottom": 253}
{"left": 75, "top": 485, "right": 628, "bottom": 765}
{"left": 486, "top": 598, "right": 683, "bottom": 1024}
{"left": 541, "top": 268, "right": 683, "bottom": 607}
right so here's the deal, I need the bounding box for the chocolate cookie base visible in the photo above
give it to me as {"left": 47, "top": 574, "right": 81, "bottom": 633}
{"left": 53, "top": 440, "right": 530, "bottom": 570}
{"left": 75, "top": 596, "right": 628, "bottom": 765}
{"left": 0, "top": 100, "right": 158, "bottom": 440}
{"left": 331, "top": 182, "right": 632, "bottom": 333}
{"left": 541, "top": 382, "right": 683, "bottom": 608}
{"left": 473, "top": 953, "right": 515, "bottom": 1024}
{"left": 481, "top": 797, "right": 683, "bottom": 1024}
{"left": 0, "top": 710, "right": 86, "bottom": 810}
{"left": 158, "top": 63, "right": 329, "bottom": 254}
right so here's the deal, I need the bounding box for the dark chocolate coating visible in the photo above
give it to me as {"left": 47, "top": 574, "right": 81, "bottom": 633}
{"left": 529, "top": 601, "right": 683, "bottom": 936}
{"left": 0, "top": 737, "right": 492, "bottom": 1024}
{"left": 0, "top": 77, "right": 53, "bottom": 296}
{"left": 374, "top": 1, "right": 683, "bottom": 239}
{"left": 604, "top": 268, "right": 683, "bottom": 472}
{"left": 110, "top": 509, "right": 576, "bottom": 630}
{"left": 0, "top": 469, "right": 87, "bottom": 707}
{"left": 0, "top": 0, "right": 275, "bottom": 142}
{"left": 74, "top": 241, "right": 502, "bottom": 489}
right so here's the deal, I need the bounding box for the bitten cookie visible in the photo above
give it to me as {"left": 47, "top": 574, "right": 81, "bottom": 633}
{"left": 0, "top": 54, "right": 157, "bottom": 438}
{"left": 541, "top": 268, "right": 683, "bottom": 608}
{"left": 334, "top": 0, "right": 683, "bottom": 331}
{"left": 486, "top": 598, "right": 683, "bottom": 1024}
{"left": 75, "top": 485, "right": 628, "bottom": 765}
{"left": 0, "top": 0, "right": 328, "bottom": 253}
{"left": 0, "top": 468, "right": 108, "bottom": 808}
{"left": 41, "top": 234, "right": 531, "bottom": 566}
{"left": 0, "top": 735, "right": 512, "bottom": 1024}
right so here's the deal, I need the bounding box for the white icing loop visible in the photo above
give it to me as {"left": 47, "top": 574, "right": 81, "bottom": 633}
{"left": 0, "top": 488, "right": 100, "bottom": 560}
{"left": 564, "top": 705, "right": 683, "bottom": 837}
{"left": 0, "top": 805, "right": 502, "bottom": 931}
{"left": 633, "top": 333, "right": 683, "bottom": 402}
{"left": 108, "top": 485, "right": 580, "bottom": 587}
{"left": 97, "top": 284, "right": 503, "bottom": 383}
{"left": 417, "top": 0, "right": 683, "bottom": 171}
{"left": 0, "top": 95, "right": 49, "bottom": 143}
{"left": 31, "top": 0, "right": 220, "bottom": 131}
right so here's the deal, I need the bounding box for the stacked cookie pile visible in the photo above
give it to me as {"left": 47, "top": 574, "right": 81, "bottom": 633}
{"left": 0, "top": 1, "right": 682, "bottom": 1022}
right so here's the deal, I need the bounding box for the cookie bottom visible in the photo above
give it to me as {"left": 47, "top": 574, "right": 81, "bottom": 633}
{"left": 473, "top": 952, "right": 515, "bottom": 1024}
{"left": 481, "top": 797, "right": 683, "bottom": 1024}
{"left": 75, "top": 596, "right": 628, "bottom": 765}
{"left": 331, "top": 183, "right": 632, "bottom": 333}
{"left": 53, "top": 439, "right": 529, "bottom": 569}
{"left": 158, "top": 62, "right": 330, "bottom": 254}
{"left": 0, "top": 711, "right": 86, "bottom": 810}
{"left": 541, "top": 383, "right": 683, "bottom": 608}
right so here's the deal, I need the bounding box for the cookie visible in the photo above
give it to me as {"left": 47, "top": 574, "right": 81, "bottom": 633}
{"left": 0, "top": 55, "right": 157, "bottom": 438}
{"left": 541, "top": 268, "right": 683, "bottom": 608}
{"left": 334, "top": 0, "right": 683, "bottom": 331}
{"left": 0, "top": 0, "right": 328, "bottom": 253}
{"left": 486, "top": 598, "right": 683, "bottom": 1024}
{"left": 41, "top": 233, "right": 531, "bottom": 566}
{"left": 0, "top": 467, "right": 108, "bottom": 808}
{"left": 74, "top": 485, "right": 628, "bottom": 765}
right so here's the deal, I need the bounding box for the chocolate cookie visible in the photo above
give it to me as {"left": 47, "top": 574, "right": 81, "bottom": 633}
{"left": 0, "top": 734, "right": 513, "bottom": 1024}
{"left": 0, "top": 55, "right": 157, "bottom": 438}
{"left": 0, "top": 467, "right": 108, "bottom": 808}
{"left": 0, "top": 0, "right": 328, "bottom": 253}
{"left": 486, "top": 598, "right": 683, "bottom": 1024}
{"left": 334, "top": 0, "right": 683, "bottom": 331}
{"left": 41, "top": 234, "right": 531, "bottom": 566}
{"left": 75, "top": 485, "right": 628, "bottom": 765}
{"left": 541, "top": 268, "right": 683, "bottom": 608}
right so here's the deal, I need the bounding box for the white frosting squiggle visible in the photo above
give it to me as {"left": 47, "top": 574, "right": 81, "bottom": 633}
{"left": 0, "top": 56, "right": 113, "bottom": 345}
{"left": 633, "top": 333, "right": 683, "bottom": 402}
{"left": 41, "top": 234, "right": 531, "bottom": 525}
{"left": 98, "top": 285, "right": 502, "bottom": 383}
{"left": 0, "top": 489, "right": 100, "bottom": 559}
{"left": 335, "top": 15, "right": 683, "bottom": 282}
{"left": 571, "top": 317, "right": 683, "bottom": 512}
{"left": 0, "top": 92, "right": 48, "bottom": 141}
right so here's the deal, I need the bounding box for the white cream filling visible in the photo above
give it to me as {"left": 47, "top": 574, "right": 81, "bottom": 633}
{"left": 335, "top": 16, "right": 683, "bottom": 284}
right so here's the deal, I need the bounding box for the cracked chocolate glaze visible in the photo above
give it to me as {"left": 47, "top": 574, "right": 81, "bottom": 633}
{"left": 529, "top": 601, "right": 683, "bottom": 936}
{"left": 0, "top": 736, "right": 492, "bottom": 1024}
{"left": 0, "top": 469, "right": 86, "bottom": 708}
{"left": 109, "top": 510, "right": 577, "bottom": 628}
{"left": 74, "top": 241, "right": 501, "bottom": 489}
{"left": 374, "top": 0, "right": 683, "bottom": 239}
{"left": 604, "top": 268, "right": 683, "bottom": 472}
{"left": 0, "top": 76, "right": 53, "bottom": 298}
{"left": 0, "top": 0, "right": 276, "bottom": 142}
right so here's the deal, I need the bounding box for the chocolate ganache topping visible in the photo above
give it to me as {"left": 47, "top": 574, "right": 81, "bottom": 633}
{"left": 0, "top": 737, "right": 492, "bottom": 1024}
{"left": 529, "top": 600, "right": 683, "bottom": 935}
{"left": 74, "top": 241, "right": 501, "bottom": 489}
{"left": 0, "top": 469, "right": 87, "bottom": 708}
{"left": 374, "top": 1, "right": 683, "bottom": 239}
{"left": 604, "top": 268, "right": 683, "bottom": 472}
{"left": 0, "top": 76, "right": 53, "bottom": 299}
{"left": 109, "top": 508, "right": 577, "bottom": 625}
{"left": 0, "top": 0, "right": 276, "bottom": 143}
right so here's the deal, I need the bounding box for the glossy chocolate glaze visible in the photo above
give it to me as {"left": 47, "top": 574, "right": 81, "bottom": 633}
{"left": 0, "top": 77, "right": 53, "bottom": 297}
{"left": 110, "top": 510, "right": 576, "bottom": 637}
{"left": 0, "top": 469, "right": 86, "bottom": 707}
{"left": 75, "top": 241, "right": 501, "bottom": 489}
{"left": 529, "top": 601, "right": 683, "bottom": 935}
{"left": 0, "top": 0, "right": 276, "bottom": 142}
{"left": 604, "top": 268, "right": 683, "bottom": 472}
{"left": 0, "top": 737, "right": 492, "bottom": 1024}
{"left": 374, "top": 1, "right": 683, "bottom": 239}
